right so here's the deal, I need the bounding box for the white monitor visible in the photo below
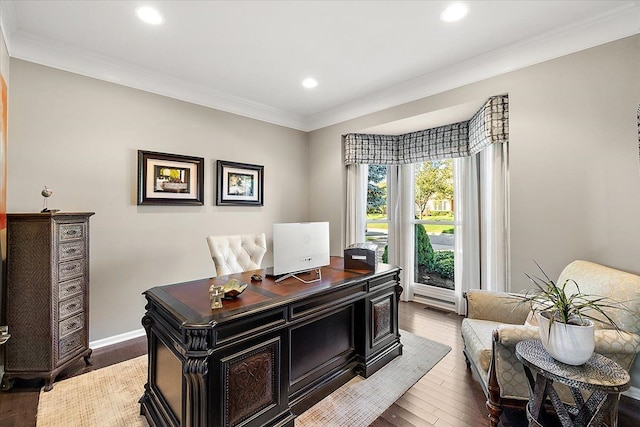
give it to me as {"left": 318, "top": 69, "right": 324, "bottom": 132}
{"left": 272, "top": 222, "right": 330, "bottom": 277}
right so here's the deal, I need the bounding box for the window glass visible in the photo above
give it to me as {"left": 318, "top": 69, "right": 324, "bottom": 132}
{"left": 413, "top": 160, "right": 455, "bottom": 290}
{"left": 366, "top": 165, "right": 388, "bottom": 262}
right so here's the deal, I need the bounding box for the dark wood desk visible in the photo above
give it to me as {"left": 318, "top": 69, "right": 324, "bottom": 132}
{"left": 140, "top": 257, "right": 403, "bottom": 427}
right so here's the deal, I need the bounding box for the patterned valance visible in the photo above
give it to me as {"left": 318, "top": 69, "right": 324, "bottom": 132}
{"left": 344, "top": 95, "right": 509, "bottom": 165}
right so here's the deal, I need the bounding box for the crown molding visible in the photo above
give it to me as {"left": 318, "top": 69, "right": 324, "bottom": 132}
{"left": 2, "top": 2, "right": 639, "bottom": 132}
{"left": 0, "top": 1, "right": 17, "bottom": 52}
{"left": 307, "top": 2, "right": 640, "bottom": 131}
{"left": 7, "top": 28, "right": 309, "bottom": 131}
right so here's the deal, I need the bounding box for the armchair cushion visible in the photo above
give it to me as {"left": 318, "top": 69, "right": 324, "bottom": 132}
{"left": 465, "top": 290, "right": 530, "bottom": 324}
{"left": 461, "top": 319, "right": 501, "bottom": 372}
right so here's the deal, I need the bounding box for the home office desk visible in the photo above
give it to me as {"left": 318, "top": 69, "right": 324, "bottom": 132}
{"left": 139, "top": 257, "right": 402, "bottom": 427}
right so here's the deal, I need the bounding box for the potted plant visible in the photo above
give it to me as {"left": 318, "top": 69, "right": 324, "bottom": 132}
{"left": 516, "top": 263, "right": 627, "bottom": 365}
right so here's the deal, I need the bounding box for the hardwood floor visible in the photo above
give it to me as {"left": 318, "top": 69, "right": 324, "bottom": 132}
{"left": 0, "top": 301, "right": 638, "bottom": 426}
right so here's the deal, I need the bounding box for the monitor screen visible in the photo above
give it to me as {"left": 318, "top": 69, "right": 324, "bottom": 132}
{"left": 272, "top": 222, "right": 330, "bottom": 275}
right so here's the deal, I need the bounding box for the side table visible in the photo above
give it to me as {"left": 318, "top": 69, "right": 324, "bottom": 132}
{"left": 515, "top": 339, "right": 630, "bottom": 427}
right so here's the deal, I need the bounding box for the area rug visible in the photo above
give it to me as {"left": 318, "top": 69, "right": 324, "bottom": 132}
{"left": 36, "top": 330, "right": 450, "bottom": 427}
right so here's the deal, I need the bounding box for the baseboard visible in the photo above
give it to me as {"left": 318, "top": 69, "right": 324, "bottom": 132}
{"left": 89, "top": 328, "right": 146, "bottom": 349}
{"left": 623, "top": 386, "right": 640, "bottom": 400}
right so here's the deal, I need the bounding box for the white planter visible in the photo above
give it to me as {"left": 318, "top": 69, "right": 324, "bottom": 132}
{"left": 538, "top": 312, "right": 595, "bottom": 365}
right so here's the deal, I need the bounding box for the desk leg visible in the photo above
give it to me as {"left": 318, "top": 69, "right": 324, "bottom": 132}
{"left": 183, "top": 356, "right": 209, "bottom": 427}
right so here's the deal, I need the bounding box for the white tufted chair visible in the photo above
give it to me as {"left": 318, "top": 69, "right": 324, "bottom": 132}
{"left": 206, "top": 233, "right": 267, "bottom": 276}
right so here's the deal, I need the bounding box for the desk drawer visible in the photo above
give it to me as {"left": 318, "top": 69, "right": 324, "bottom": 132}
{"left": 290, "top": 284, "right": 365, "bottom": 319}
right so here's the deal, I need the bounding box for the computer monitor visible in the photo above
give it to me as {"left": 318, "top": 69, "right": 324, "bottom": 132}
{"left": 272, "top": 222, "right": 330, "bottom": 281}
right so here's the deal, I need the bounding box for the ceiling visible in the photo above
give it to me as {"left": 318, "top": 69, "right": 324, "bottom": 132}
{"left": 1, "top": 1, "right": 639, "bottom": 132}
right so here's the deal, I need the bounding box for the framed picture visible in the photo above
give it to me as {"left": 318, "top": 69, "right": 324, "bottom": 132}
{"left": 216, "top": 160, "right": 264, "bottom": 206}
{"left": 137, "top": 150, "right": 204, "bottom": 205}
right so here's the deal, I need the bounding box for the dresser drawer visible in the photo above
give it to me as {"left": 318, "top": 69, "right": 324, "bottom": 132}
{"left": 59, "top": 313, "right": 84, "bottom": 338}
{"left": 58, "top": 278, "right": 84, "bottom": 300}
{"left": 58, "top": 223, "right": 86, "bottom": 242}
{"left": 58, "top": 330, "right": 84, "bottom": 361}
{"left": 59, "top": 240, "right": 85, "bottom": 262}
{"left": 58, "top": 259, "right": 85, "bottom": 281}
{"left": 59, "top": 295, "right": 83, "bottom": 320}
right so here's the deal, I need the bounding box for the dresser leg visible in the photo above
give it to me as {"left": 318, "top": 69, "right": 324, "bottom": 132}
{"left": 84, "top": 348, "right": 94, "bottom": 366}
{"left": 1, "top": 376, "right": 14, "bottom": 391}
{"left": 43, "top": 373, "right": 56, "bottom": 392}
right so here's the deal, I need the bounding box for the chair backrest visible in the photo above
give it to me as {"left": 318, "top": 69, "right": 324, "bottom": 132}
{"left": 557, "top": 260, "right": 640, "bottom": 334}
{"left": 206, "top": 233, "right": 267, "bottom": 276}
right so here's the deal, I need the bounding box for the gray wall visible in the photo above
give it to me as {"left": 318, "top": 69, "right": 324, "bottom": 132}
{"left": 308, "top": 34, "right": 640, "bottom": 389}
{"left": 7, "top": 59, "right": 310, "bottom": 341}
{"left": 310, "top": 34, "right": 640, "bottom": 289}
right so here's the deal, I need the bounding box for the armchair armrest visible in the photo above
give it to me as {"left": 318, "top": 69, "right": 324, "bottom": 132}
{"left": 494, "top": 325, "right": 640, "bottom": 356}
{"left": 494, "top": 324, "right": 540, "bottom": 347}
{"left": 466, "top": 290, "right": 530, "bottom": 324}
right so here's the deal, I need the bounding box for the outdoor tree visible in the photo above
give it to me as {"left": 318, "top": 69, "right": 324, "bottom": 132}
{"left": 367, "top": 165, "right": 387, "bottom": 214}
{"left": 414, "top": 160, "right": 453, "bottom": 219}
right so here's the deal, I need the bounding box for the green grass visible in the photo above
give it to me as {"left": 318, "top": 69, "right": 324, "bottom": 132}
{"left": 423, "top": 224, "right": 454, "bottom": 234}
{"left": 366, "top": 213, "right": 454, "bottom": 234}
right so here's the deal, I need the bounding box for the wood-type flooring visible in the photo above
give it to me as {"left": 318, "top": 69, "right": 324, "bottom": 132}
{"left": 0, "top": 301, "right": 638, "bottom": 426}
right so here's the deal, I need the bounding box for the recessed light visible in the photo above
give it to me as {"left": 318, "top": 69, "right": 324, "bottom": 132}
{"left": 440, "top": 3, "right": 468, "bottom": 23}
{"left": 302, "top": 78, "right": 318, "bottom": 89}
{"left": 136, "top": 6, "right": 164, "bottom": 25}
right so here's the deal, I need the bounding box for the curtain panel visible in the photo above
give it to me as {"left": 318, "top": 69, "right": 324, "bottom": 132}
{"left": 344, "top": 95, "right": 509, "bottom": 165}
{"left": 344, "top": 94, "right": 510, "bottom": 312}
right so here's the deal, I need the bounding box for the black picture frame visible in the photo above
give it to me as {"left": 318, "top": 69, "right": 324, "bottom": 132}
{"left": 137, "top": 150, "right": 204, "bottom": 205}
{"left": 216, "top": 160, "right": 264, "bottom": 206}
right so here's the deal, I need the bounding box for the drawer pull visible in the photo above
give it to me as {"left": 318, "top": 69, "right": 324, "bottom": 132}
{"left": 68, "top": 230, "right": 78, "bottom": 236}
{"left": 67, "top": 304, "right": 77, "bottom": 310}
{"left": 67, "top": 249, "right": 77, "bottom": 254}
{"left": 63, "top": 265, "right": 77, "bottom": 272}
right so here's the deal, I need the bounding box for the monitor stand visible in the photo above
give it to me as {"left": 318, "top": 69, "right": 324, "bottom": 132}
{"left": 265, "top": 267, "right": 322, "bottom": 284}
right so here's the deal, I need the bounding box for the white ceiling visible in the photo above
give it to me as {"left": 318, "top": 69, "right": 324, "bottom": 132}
{"left": 1, "top": 1, "right": 639, "bottom": 132}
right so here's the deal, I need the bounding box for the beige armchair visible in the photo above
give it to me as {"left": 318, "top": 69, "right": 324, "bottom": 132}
{"left": 206, "top": 233, "right": 267, "bottom": 276}
{"left": 461, "top": 260, "right": 640, "bottom": 427}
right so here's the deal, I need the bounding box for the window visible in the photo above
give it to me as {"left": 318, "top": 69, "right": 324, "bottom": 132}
{"left": 365, "top": 165, "right": 389, "bottom": 263}
{"left": 413, "top": 160, "right": 455, "bottom": 294}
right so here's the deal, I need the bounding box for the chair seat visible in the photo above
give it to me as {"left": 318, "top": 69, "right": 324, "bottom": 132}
{"left": 462, "top": 318, "right": 501, "bottom": 372}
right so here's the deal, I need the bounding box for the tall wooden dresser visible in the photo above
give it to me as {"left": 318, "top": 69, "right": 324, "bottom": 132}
{"left": 2, "top": 212, "right": 94, "bottom": 391}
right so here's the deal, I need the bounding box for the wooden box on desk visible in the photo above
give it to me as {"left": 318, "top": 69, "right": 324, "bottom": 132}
{"left": 344, "top": 243, "right": 377, "bottom": 270}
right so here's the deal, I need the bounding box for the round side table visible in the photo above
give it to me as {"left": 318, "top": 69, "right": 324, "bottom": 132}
{"left": 515, "top": 339, "right": 630, "bottom": 427}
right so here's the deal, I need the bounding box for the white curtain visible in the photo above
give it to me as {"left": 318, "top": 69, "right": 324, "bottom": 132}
{"left": 454, "top": 155, "right": 481, "bottom": 315}
{"left": 345, "top": 164, "right": 367, "bottom": 246}
{"left": 480, "top": 143, "right": 509, "bottom": 292}
{"left": 387, "top": 164, "right": 414, "bottom": 302}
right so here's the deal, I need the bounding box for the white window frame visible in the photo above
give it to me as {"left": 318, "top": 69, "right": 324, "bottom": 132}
{"left": 410, "top": 162, "right": 459, "bottom": 311}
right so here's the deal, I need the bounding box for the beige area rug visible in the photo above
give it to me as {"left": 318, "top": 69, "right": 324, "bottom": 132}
{"left": 37, "top": 331, "right": 450, "bottom": 427}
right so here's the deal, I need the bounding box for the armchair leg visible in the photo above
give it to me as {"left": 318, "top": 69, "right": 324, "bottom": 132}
{"left": 487, "top": 329, "right": 503, "bottom": 427}
{"left": 463, "top": 348, "right": 471, "bottom": 369}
